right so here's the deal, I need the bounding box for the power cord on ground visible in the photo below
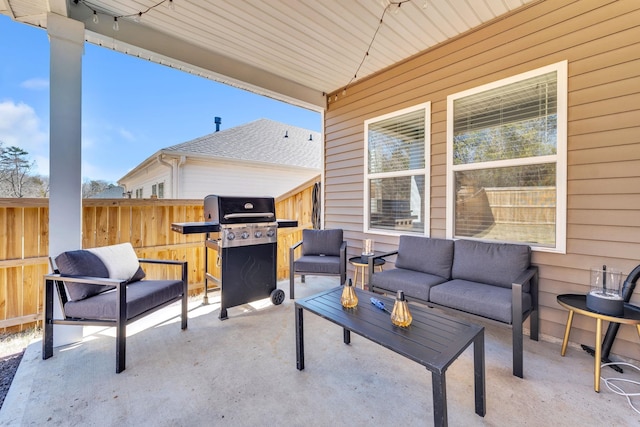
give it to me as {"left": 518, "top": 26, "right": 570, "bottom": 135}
{"left": 601, "top": 362, "right": 640, "bottom": 415}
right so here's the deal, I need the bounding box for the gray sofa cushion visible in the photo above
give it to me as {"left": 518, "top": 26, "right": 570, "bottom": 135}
{"left": 452, "top": 240, "right": 531, "bottom": 289}
{"left": 294, "top": 255, "right": 341, "bottom": 275}
{"left": 302, "top": 229, "right": 343, "bottom": 256}
{"left": 429, "top": 279, "right": 533, "bottom": 324}
{"left": 395, "top": 236, "right": 454, "bottom": 278}
{"left": 55, "top": 250, "right": 113, "bottom": 301}
{"left": 64, "top": 279, "right": 184, "bottom": 321}
{"left": 370, "top": 268, "right": 448, "bottom": 302}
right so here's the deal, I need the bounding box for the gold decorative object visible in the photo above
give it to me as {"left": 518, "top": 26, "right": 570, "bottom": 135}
{"left": 390, "top": 290, "right": 412, "bottom": 327}
{"left": 341, "top": 278, "right": 358, "bottom": 308}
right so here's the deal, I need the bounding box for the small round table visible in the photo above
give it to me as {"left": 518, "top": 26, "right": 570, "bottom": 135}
{"left": 349, "top": 256, "right": 385, "bottom": 290}
{"left": 556, "top": 293, "right": 640, "bottom": 392}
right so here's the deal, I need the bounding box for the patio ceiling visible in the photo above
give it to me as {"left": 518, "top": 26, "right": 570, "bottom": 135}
{"left": 1, "top": 0, "right": 536, "bottom": 109}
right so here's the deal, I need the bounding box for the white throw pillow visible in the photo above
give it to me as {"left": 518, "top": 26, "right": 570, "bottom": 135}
{"left": 87, "top": 243, "right": 140, "bottom": 281}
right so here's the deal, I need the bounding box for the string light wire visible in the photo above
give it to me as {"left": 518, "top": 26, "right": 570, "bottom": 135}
{"left": 73, "top": 0, "right": 176, "bottom": 30}
{"left": 339, "top": 0, "right": 416, "bottom": 99}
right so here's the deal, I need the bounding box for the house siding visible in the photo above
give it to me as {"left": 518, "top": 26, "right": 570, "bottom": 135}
{"left": 324, "top": 0, "right": 640, "bottom": 359}
{"left": 178, "top": 158, "right": 320, "bottom": 199}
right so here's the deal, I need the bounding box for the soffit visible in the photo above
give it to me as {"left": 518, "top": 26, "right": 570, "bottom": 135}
{"left": 2, "top": 0, "right": 537, "bottom": 109}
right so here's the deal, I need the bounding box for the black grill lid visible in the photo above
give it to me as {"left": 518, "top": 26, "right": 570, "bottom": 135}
{"left": 204, "top": 195, "right": 276, "bottom": 224}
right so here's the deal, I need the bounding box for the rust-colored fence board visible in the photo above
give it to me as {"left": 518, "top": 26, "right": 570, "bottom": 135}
{"left": 0, "top": 176, "right": 319, "bottom": 332}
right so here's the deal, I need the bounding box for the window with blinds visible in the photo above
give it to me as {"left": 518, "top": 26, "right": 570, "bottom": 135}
{"left": 446, "top": 61, "right": 567, "bottom": 252}
{"left": 364, "top": 102, "right": 430, "bottom": 234}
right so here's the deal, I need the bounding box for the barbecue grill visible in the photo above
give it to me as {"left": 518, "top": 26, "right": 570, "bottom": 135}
{"left": 172, "top": 195, "right": 296, "bottom": 320}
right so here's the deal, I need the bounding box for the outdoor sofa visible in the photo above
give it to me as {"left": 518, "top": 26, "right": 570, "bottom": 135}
{"left": 368, "top": 235, "right": 538, "bottom": 378}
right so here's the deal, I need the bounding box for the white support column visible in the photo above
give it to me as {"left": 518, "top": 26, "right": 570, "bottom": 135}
{"left": 47, "top": 13, "right": 85, "bottom": 346}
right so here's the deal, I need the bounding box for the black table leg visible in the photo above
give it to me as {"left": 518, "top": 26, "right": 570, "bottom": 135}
{"left": 343, "top": 328, "right": 350, "bottom": 344}
{"left": 296, "top": 305, "right": 304, "bottom": 370}
{"left": 474, "top": 329, "right": 486, "bottom": 417}
{"left": 431, "top": 371, "right": 447, "bottom": 427}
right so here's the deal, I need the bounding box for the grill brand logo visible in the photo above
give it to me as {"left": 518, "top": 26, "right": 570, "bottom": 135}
{"left": 244, "top": 203, "right": 254, "bottom": 210}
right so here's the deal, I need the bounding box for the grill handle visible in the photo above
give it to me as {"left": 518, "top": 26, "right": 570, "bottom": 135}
{"left": 223, "top": 212, "right": 275, "bottom": 220}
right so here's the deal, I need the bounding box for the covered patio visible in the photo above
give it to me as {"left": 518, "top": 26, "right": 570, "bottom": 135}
{"left": 1, "top": 0, "right": 640, "bottom": 425}
{"left": 3, "top": 277, "right": 639, "bottom": 425}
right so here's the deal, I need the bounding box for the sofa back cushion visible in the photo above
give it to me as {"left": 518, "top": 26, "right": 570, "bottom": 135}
{"left": 452, "top": 239, "right": 531, "bottom": 288}
{"left": 395, "top": 236, "right": 454, "bottom": 279}
{"left": 302, "top": 229, "right": 343, "bottom": 257}
{"left": 55, "top": 243, "right": 145, "bottom": 301}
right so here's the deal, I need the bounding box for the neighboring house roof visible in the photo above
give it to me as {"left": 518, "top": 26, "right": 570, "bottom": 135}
{"left": 163, "top": 118, "right": 321, "bottom": 169}
{"left": 88, "top": 186, "right": 126, "bottom": 198}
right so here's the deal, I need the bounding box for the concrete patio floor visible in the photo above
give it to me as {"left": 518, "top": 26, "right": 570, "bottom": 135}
{"left": 2, "top": 276, "right": 640, "bottom": 426}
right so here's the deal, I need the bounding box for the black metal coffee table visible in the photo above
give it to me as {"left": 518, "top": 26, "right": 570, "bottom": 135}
{"left": 295, "top": 286, "right": 485, "bottom": 427}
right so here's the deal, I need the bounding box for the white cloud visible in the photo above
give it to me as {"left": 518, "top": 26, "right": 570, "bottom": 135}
{"left": 0, "top": 100, "right": 48, "bottom": 175}
{"left": 118, "top": 127, "right": 135, "bottom": 141}
{"left": 20, "top": 78, "right": 49, "bottom": 90}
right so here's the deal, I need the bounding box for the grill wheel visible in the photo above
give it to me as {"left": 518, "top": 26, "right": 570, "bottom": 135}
{"left": 270, "top": 289, "right": 285, "bottom": 305}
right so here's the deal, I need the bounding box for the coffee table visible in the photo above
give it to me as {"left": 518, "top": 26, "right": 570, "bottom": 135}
{"left": 295, "top": 286, "right": 485, "bottom": 427}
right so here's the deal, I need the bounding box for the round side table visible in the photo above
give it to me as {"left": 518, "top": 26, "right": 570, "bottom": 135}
{"left": 556, "top": 293, "right": 640, "bottom": 392}
{"left": 349, "top": 256, "right": 385, "bottom": 290}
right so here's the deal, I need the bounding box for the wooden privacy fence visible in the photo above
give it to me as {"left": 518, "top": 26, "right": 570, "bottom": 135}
{"left": 0, "top": 177, "right": 319, "bottom": 332}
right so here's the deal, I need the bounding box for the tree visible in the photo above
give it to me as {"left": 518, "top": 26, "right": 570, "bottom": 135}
{"left": 0, "top": 145, "right": 34, "bottom": 198}
{"left": 82, "top": 179, "right": 116, "bottom": 198}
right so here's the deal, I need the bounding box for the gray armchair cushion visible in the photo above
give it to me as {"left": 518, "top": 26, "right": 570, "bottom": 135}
{"left": 55, "top": 243, "right": 146, "bottom": 301}
{"left": 452, "top": 240, "right": 531, "bottom": 289}
{"left": 55, "top": 250, "right": 112, "bottom": 301}
{"left": 294, "top": 255, "right": 341, "bottom": 275}
{"left": 395, "top": 236, "right": 454, "bottom": 279}
{"left": 429, "top": 279, "right": 532, "bottom": 324}
{"left": 302, "top": 229, "right": 343, "bottom": 256}
{"left": 63, "top": 279, "right": 184, "bottom": 321}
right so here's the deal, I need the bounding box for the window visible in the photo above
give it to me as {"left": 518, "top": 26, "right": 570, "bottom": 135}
{"left": 151, "top": 184, "right": 157, "bottom": 197}
{"left": 158, "top": 182, "right": 164, "bottom": 199}
{"left": 446, "top": 61, "right": 567, "bottom": 252}
{"left": 135, "top": 188, "right": 143, "bottom": 198}
{"left": 364, "top": 102, "right": 430, "bottom": 235}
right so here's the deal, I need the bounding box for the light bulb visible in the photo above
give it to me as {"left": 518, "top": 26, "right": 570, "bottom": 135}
{"left": 342, "top": 88, "right": 346, "bottom": 96}
{"left": 92, "top": 11, "right": 99, "bottom": 24}
{"left": 134, "top": 12, "right": 142, "bottom": 23}
{"left": 113, "top": 17, "right": 119, "bottom": 31}
{"left": 167, "top": 0, "right": 175, "bottom": 10}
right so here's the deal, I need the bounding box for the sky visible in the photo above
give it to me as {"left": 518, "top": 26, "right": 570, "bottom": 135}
{"left": 0, "top": 15, "right": 321, "bottom": 183}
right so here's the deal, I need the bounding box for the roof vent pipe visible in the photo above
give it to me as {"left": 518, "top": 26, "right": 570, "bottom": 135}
{"left": 214, "top": 116, "right": 222, "bottom": 132}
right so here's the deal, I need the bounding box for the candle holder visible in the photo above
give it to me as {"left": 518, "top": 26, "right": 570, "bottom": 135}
{"left": 341, "top": 278, "right": 358, "bottom": 308}
{"left": 390, "top": 290, "right": 412, "bottom": 327}
{"left": 362, "top": 238, "right": 374, "bottom": 257}
{"left": 586, "top": 265, "right": 623, "bottom": 316}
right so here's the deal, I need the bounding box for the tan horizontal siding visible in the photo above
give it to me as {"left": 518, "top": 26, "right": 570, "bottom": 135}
{"left": 324, "top": 0, "right": 640, "bottom": 361}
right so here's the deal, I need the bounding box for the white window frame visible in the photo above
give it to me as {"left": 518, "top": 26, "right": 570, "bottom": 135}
{"left": 446, "top": 61, "right": 567, "bottom": 253}
{"left": 364, "top": 102, "right": 431, "bottom": 236}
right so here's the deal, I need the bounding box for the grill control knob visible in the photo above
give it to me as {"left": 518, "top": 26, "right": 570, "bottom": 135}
{"left": 227, "top": 232, "right": 236, "bottom": 240}
{"left": 254, "top": 231, "right": 263, "bottom": 238}
{"left": 241, "top": 231, "right": 250, "bottom": 239}
{"left": 266, "top": 229, "right": 276, "bottom": 238}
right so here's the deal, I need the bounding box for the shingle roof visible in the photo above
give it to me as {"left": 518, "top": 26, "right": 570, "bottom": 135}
{"left": 163, "top": 118, "right": 321, "bottom": 169}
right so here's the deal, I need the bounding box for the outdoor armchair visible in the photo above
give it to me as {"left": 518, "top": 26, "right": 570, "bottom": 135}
{"left": 289, "top": 229, "right": 347, "bottom": 299}
{"left": 43, "top": 243, "right": 188, "bottom": 373}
